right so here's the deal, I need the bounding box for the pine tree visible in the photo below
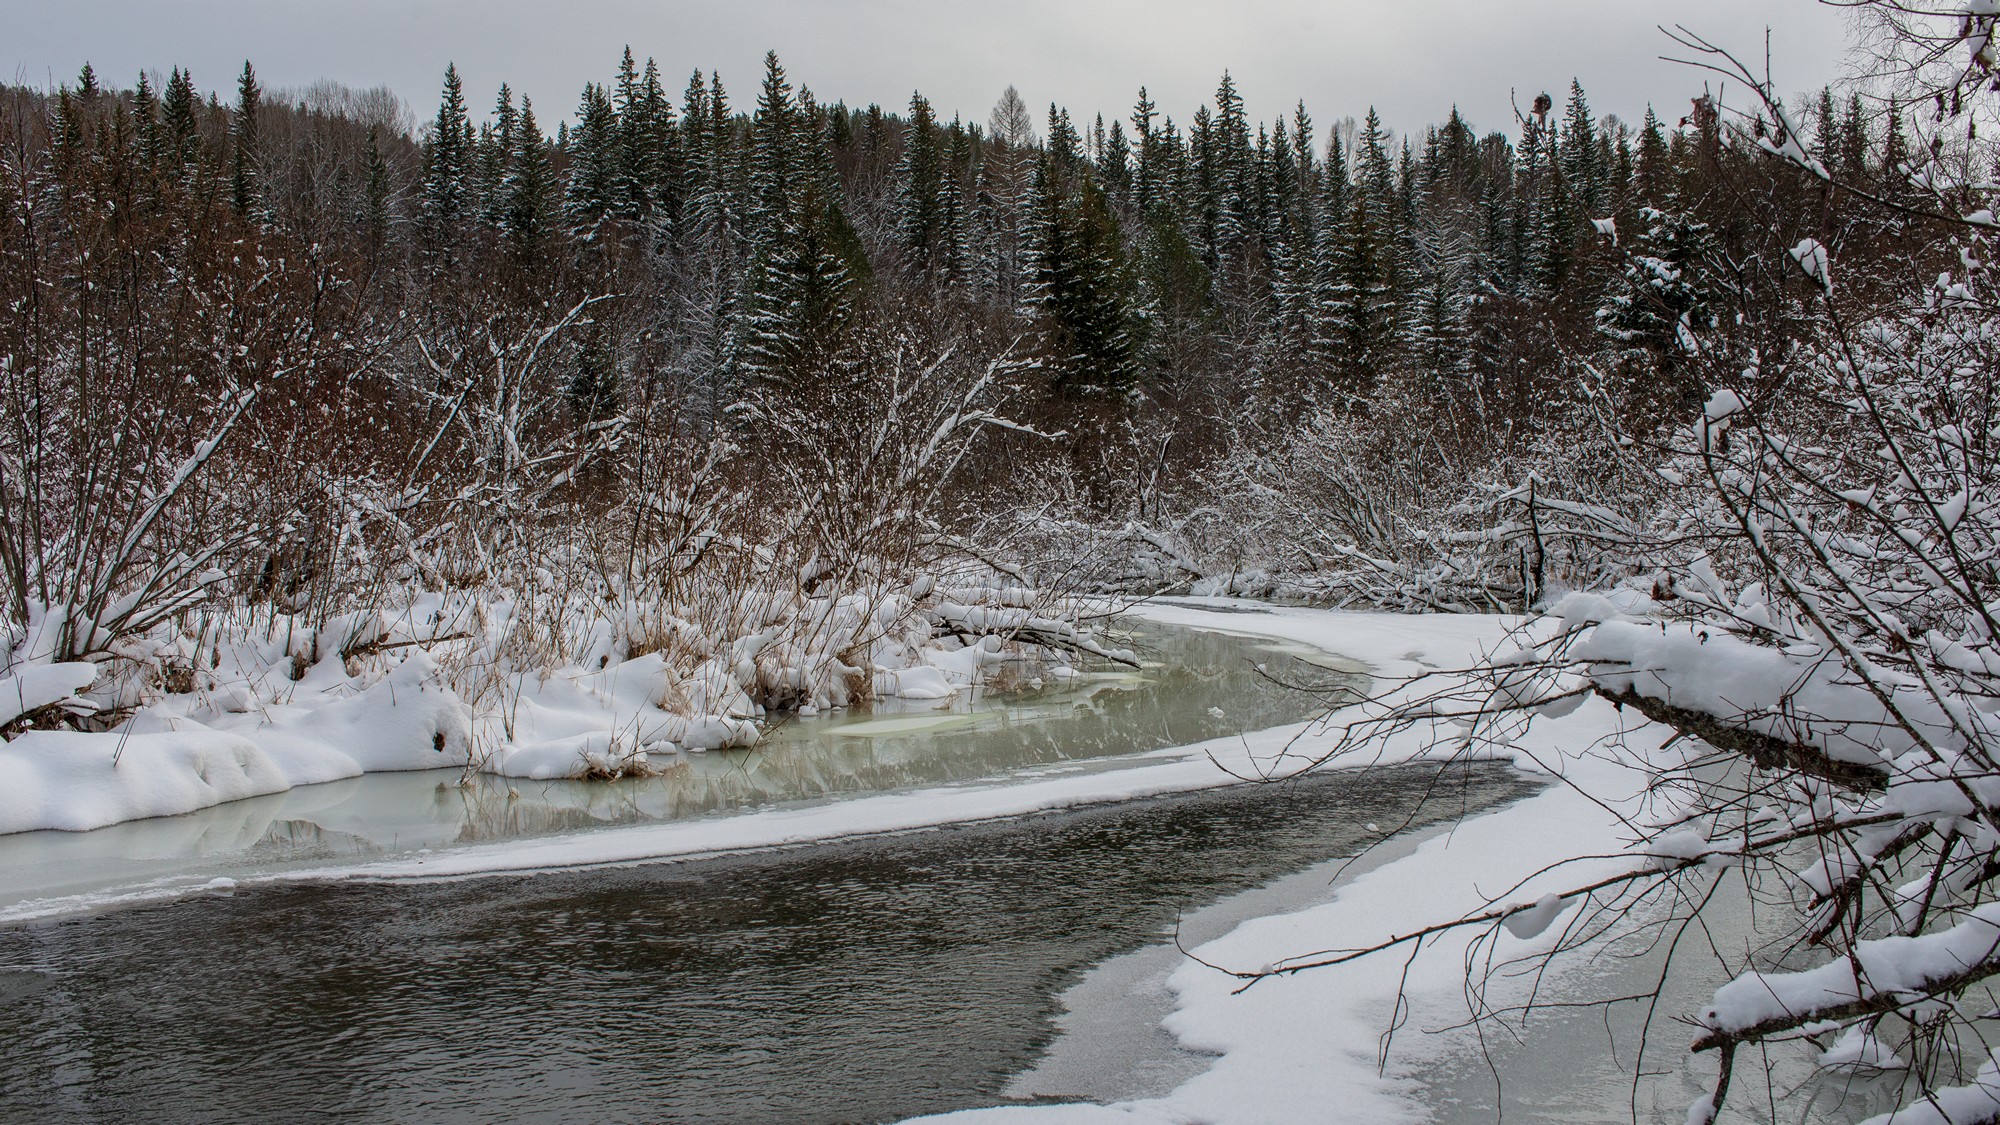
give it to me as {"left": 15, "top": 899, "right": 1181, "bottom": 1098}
{"left": 230, "top": 61, "right": 260, "bottom": 217}
{"left": 422, "top": 64, "right": 474, "bottom": 230}
{"left": 504, "top": 97, "right": 556, "bottom": 267}
{"left": 895, "top": 92, "right": 943, "bottom": 271}
{"left": 565, "top": 83, "right": 619, "bottom": 228}
{"left": 1024, "top": 155, "right": 1137, "bottom": 400}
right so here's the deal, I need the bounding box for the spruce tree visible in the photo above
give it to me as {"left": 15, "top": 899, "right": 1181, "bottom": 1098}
{"left": 160, "top": 67, "right": 199, "bottom": 172}
{"left": 1634, "top": 106, "right": 1668, "bottom": 206}
{"left": 423, "top": 64, "right": 474, "bottom": 230}
{"left": 504, "top": 97, "right": 555, "bottom": 268}
{"left": 1560, "top": 81, "right": 1603, "bottom": 217}
{"left": 750, "top": 51, "right": 800, "bottom": 241}
{"left": 895, "top": 92, "right": 943, "bottom": 271}
{"left": 1024, "top": 156, "right": 1137, "bottom": 400}
{"left": 1130, "top": 87, "right": 1159, "bottom": 213}
{"left": 477, "top": 84, "right": 519, "bottom": 227}
{"left": 1838, "top": 93, "right": 1869, "bottom": 182}
{"left": 565, "top": 83, "right": 619, "bottom": 228}
{"left": 940, "top": 118, "right": 973, "bottom": 283}
{"left": 230, "top": 61, "right": 260, "bottom": 217}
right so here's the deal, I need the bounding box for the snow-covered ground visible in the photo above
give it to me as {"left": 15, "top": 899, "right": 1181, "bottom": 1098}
{"left": 899, "top": 600, "right": 1670, "bottom": 1125}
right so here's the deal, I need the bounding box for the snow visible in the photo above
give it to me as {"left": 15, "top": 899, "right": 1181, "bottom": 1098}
{"left": 1819, "top": 1027, "right": 1906, "bottom": 1071}
{"left": 1500, "top": 891, "right": 1574, "bottom": 939}
{"left": 1698, "top": 904, "right": 2000, "bottom": 1036}
{"left": 1572, "top": 618, "right": 1915, "bottom": 771}
{"left": 1853, "top": 1055, "right": 2000, "bottom": 1125}
{"left": 0, "top": 662, "right": 100, "bottom": 727}
{"left": 880, "top": 601, "right": 1668, "bottom": 1125}
{"left": 1790, "top": 237, "right": 1834, "bottom": 292}
{"left": 0, "top": 577, "right": 1130, "bottom": 833}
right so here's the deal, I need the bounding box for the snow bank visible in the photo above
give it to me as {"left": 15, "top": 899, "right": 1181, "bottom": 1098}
{"left": 0, "top": 729, "right": 285, "bottom": 834}
{"left": 0, "top": 650, "right": 471, "bottom": 834}
{"left": 0, "top": 576, "right": 1128, "bottom": 833}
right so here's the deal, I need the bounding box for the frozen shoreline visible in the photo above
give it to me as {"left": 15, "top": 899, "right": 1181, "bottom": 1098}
{"left": 0, "top": 607, "right": 1341, "bottom": 923}
{"left": 900, "top": 599, "right": 1669, "bottom": 1125}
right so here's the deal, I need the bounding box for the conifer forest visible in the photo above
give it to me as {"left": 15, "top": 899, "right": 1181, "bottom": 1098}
{"left": 7, "top": 3, "right": 2000, "bottom": 1122}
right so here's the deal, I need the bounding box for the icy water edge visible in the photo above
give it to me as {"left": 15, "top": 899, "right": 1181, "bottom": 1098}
{"left": 0, "top": 622, "right": 1539, "bottom": 1123}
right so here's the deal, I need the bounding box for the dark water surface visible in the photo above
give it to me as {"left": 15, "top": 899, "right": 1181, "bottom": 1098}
{"left": 0, "top": 763, "right": 1536, "bottom": 1124}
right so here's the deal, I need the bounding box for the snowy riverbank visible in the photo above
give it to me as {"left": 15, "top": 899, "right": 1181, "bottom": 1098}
{"left": 0, "top": 580, "right": 1130, "bottom": 835}
{"left": 902, "top": 599, "right": 1673, "bottom": 1125}
{"left": 3, "top": 598, "right": 1676, "bottom": 1124}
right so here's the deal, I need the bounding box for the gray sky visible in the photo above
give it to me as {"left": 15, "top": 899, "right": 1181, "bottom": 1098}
{"left": 9, "top": 1, "right": 1855, "bottom": 142}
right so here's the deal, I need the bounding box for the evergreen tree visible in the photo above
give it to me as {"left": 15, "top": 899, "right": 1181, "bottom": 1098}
{"left": 1634, "top": 106, "right": 1668, "bottom": 205}
{"left": 1597, "top": 204, "right": 1715, "bottom": 366}
{"left": 477, "top": 84, "right": 519, "bottom": 227}
{"left": 132, "top": 70, "right": 162, "bottom": 179}
{"left": 1130, "top": 87, "right": 1159, "bottom": 214}
{"left": 1560, "top": 80, "right": 1603, "bottom": 216}
{"left": 503, "top": 97, "right": 556, "bottom": 267}
{"left": 1813, "top": 88, "right": 1841, "bottom": 170}
{"left": 160, "top": 67, "right": 199, "bottom": 172}
{"left": 939, "top": 117, "right": 973, "bottom": 283}
{"left": 1024, "top": 156, "right": 1138, "bottom": 400}
{"left": 230, "top": 61, "right": 260, "bottom": 217}
{"left": 895, "top": 92, "right": 943, "bottom": 271}
{"left": 1837, "top": 93, "right": 1869, "bottom": 181}
{"left": 750, "top": 51, "right": 802, "bottom": 240}
{"left": 422, "top": 64, "right": 475, "bottom": 230}
{"left": 565, "top": 83, "right": 618, "bottom": 227}
{"left": 1882, "top": 95, "right": 1910, "bottom": 193}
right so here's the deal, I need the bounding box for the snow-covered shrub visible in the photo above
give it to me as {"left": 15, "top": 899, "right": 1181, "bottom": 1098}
{"left": 1249, "top": 20, "right": 2000, "bottom": 1120}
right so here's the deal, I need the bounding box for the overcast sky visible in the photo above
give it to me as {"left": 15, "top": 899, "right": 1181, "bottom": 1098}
{"left": 8, "top": 1, "right": 1856, "bottom": 142}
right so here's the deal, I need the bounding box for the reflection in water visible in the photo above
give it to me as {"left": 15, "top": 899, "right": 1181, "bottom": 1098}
{"left": 0, "top": 624, "right": 1357, "bottom": 915}
{"left": 0, "top": 764, "right": 1537, "bottom": 1125}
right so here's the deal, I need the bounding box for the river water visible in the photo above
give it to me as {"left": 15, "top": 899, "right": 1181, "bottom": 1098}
{"left": 0, "top": 764, "right": 1536, "bottom": 1124}
{"left": 0, "top": 622, "right": 1543, "bottom": 1124}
